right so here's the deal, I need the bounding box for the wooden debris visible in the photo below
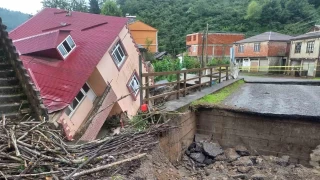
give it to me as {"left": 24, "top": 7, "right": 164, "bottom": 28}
{"left": 0, "top": 115, "right": 172, "bottom": 179}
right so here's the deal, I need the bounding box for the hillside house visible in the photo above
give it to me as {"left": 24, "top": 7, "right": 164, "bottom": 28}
{"left": 234, "top": 32, "right": 292, "bottom": 72}
{"left": 289, "top": 31, "right": 320, "bottom": 77}
{"left": 128, "top": 20, "right": 158, "bottom": 53}
{"left": 186, "top": 32, "right": 244, "bottom": 61}
{"left": 9, "top": 8, "right": 147, "bottom": 141}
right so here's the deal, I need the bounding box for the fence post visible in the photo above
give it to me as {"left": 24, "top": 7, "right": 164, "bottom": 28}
{"left": 176, "top": 73, "right": 180, "bottom": 99}
{"left": 226, "top": 66, "right": 229, "bottom": 80}
{"left": 139, "top": 55, "right": 143, "bottom": 106}
{"left": 183, "top": 72, "right": 187, "bottom": 97}
{"left": 219, "top": 66, "right": 222, "bottom": 83}
{"left": 210, "top": 68, "right": 213, "bottom": 87}
{"left": 199, "top": 69, "right": 202, "bottom": 91}
{"left": 145, "top": 76, "right": 149, "bottom": 104}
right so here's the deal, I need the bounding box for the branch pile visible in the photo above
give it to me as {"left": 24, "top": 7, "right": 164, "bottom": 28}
{"left": 0, "top": 115, "right": 172, "bottom": 179}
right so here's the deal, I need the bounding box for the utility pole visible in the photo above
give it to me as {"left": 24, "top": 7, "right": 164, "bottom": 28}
{"left": 201, "top": 29, "right": 205, "bottom": 68}
{"left": 204, "top": 23, "right": 209, "bottom": 67}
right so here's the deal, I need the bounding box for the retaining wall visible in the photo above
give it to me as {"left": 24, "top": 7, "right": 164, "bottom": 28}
{"left": 197, "top": 108, "right": 320, "bottom": 165}
{"left": 159, "top": 110, "right": 196, "bottom": 164}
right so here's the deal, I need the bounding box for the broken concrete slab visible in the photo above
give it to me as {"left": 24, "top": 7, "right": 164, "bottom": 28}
{"left": 189, "top": 153, "right": 206, "bottom": 163}
{"left": 202, "top": 142, "right": 224, "bottom": 158}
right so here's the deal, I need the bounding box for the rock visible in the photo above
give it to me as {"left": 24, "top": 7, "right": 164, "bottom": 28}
{"left": 202, "top": 142, "right": 224, "bottom": 158}
{"left": 188, "top": 142, "right": 202, "bottom": 153}
{"left": 225, "top": 148, "right": 240, "bottom": 162}
{"left": 204, "top": 168, "right": 210, "bottom": 176}
{"left": 275, "top": 155, "right": 290, "bottom": 166}
{"left": 215, "top": 153, "right": 227, "bottom": 161}
{"left": 232, "top": 157, "right": 253, "bottom": 166}
{"left": 256, "top": 157, "right": 263, "bottom": 165}
{"left": 251, "top": 174, "right": 267, "bottom": 180}
{"left": 203, "top": 157, "right": 214, "bottom": 165}
{"left": 235, "top": 145, "right": 250, "bottom": 156}
{"left": 190, "top": 153, "right": 205, "bottom": 163}
{"left": 231, "top": 174, "right": 248, "bottom": 179}
{"left": 194, "top": 133, "right": 209, "bottom": 143}
{"left": 185, "top": 150, "right": 191, "bottom": 156}
{"left": 237, "top": 166, "right": 252, "bottom": 173}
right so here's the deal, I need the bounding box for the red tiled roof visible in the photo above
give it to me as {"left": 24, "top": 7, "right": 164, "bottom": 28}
{"left": 10, "top": 8, "right": 128, "bottom": 113}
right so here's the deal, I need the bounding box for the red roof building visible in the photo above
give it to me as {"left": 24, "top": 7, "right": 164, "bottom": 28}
{"left": 10, "top": 8, "right": 147, "bottom": 141}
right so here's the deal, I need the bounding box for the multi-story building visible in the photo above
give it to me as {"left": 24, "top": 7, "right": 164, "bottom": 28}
{"left": 289, "top": 31, "right": 320, "bottom": 77}
{"left": 234, "top": 32, "right": 292, "bottom": 72}
{"left": 186, "top": 32, "right": 244, "bottom": 61}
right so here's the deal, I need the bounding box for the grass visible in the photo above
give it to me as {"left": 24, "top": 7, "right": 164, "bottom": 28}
{"left": 192, "top": 80, "right": 245, "bottom": 106}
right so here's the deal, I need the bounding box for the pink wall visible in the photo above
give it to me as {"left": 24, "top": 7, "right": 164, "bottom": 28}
{"left": 59, "top": 96, "right": 94, "bottom": 140}
{"left": 96, "top": 25, "right": 147, "bottom": 117}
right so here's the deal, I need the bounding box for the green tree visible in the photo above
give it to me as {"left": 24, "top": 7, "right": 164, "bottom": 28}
{"left": 70, "top": 0, "right": 88, "bottom": 12}
{"left": 89, "top": 0, "right": 101, "bottom": 14}
{"left": 101, "top": 0, "right": 123, "bottom": 16}
{"left": 245, "top": 0, "right": 262, "bottom": 20}
{"left": 41, "top": 0, "right": 69, "bottom": 9}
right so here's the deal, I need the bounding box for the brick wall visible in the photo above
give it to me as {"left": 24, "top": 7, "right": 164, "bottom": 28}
{"left": 235, "top": 41, "right": 290, "bottom": 58}
{"left": 196, "top": 108, "right": 320, "bottom": 165}
{"left": 160, "top": 110, "right": 196, "bottom": 164}
{"left": 187, "top": 33, "right": 244, "bottom": 57}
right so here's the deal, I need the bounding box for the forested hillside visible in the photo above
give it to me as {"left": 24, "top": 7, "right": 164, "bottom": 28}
{"left": 0, "top": 8, "right": 30, "bottom": 31}
{"left": 117, "top": 0, "right": 320, "bottom": 54}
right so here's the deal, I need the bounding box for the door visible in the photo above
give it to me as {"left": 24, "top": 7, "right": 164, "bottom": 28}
{"left": 303, "top": 61, "right": 315, "bottom": 77}
{"left": 259, "top": 59, "right": 268, "bottom": 72}
{"left": 250, "top": 60, "right": 259, "bottom": 72}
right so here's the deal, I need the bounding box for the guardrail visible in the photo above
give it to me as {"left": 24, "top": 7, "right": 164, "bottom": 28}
{"left": 141, "top": 65, "right": 230, "bottom": 104}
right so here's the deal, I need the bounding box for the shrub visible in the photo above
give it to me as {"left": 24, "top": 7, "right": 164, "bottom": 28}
{"left": 152, "top": 56, "right": 181, "bottom": 81}
{"left": 208, "top": 58, "right": 230, "bottom": 66}
{"left": 182, "top": 56, "right": 200, "bottom": 69}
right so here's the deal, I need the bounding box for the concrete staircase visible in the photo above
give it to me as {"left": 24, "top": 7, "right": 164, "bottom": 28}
{"left": 0, "top": 48, "right": 31, "bottom": 118}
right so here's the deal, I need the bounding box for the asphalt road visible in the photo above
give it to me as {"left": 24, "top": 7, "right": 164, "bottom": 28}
{"left": 223, "top": 83, "right": 320, "bottom": 117}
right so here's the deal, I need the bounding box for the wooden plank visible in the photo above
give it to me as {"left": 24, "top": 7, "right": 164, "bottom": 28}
{"left": 142, "top": 81, "right": 178, "bottom": 90}
{"left": 219, "top": 67, "right": 222, "bottom": 83}
{"left": 141, "top": 66, "right": 227, "bottom": 77}
{"left": 176, "top": 73, "right": 180, "bottom": 99}
{"left": 143, "top": 89, "right": 184, "bottom": 101}
{"left": 145, "top": 76, "right": 150, "bottom": 104}
{"left": 183, "top": 72, "right": 187, "bottom": 97}
{"left": 198, "top": 70, "right": 202, "bottom": 91}
{"left": 210, "top": 68, "right": 213, "bottom": 87}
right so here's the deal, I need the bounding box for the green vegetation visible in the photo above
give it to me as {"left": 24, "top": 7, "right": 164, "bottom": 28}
{"left": 118, "top": 0, "right": 320, "bottom": 55}
{"left": 207, "top": 58, "right": 230, "bottom": 66}
{"left": 192, "top": 80, "right": 245, "bottom": 106}
{"left": 0, "top": 8, "right": 30, "bottom": 31}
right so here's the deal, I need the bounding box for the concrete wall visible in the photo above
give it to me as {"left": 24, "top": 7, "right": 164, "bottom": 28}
{"left": 160, "top": 110, "right": 196, "bottom": 164}
{"left": 196, "top": 108, "right": 320, "bottom": 165}
{"left": 97, "top": 25, "right": 147, "bottom": 118}
{"left": 290, "top": 38, "right": 320, "bottom": 59}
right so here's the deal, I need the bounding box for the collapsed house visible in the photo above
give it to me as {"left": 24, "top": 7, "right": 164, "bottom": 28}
{"left": 8, "top": 8, "right": 148, "bottom": 141}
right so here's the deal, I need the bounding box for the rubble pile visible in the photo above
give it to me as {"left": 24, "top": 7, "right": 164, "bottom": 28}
{"left": 181, "top": 136, "right": 320, "bottom": 179}
{"left": 0, "top": 115, "right": 172, "bottom": 179}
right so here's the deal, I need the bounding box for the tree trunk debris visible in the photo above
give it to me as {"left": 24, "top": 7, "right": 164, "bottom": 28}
{"left": 0, "top": 114, "right": 172, "bottom": 179}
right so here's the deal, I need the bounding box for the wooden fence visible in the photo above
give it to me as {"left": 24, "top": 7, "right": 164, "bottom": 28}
{"left": 140, "top": 65, "right": 230, "bottom": 104}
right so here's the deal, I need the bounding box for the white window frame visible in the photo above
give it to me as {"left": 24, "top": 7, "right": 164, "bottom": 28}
{"left": 254, "top": 43, "right": 260, "bottom": 52}
{"left": 111, "top": 41, "right": 126, "bottom": 67}
{"left": 57, "top": 35, "right": 76, "bottom": 58}
{"left": 128, "top": 74, "right": 140, "bottom": 96}
{"left": 238, "top": 44, "right": 244, "bottom": 53}
{"left": 295, "top": 42, "right": 302, "bottom": 53}
{"left": 193, "top": 46, "right": 197, "bottom": 53}
{"left": 65, "top": 82, "right": 95, "bottom": 117}
{"left": 306, "top": 41, "right": 315, "bottom": 53}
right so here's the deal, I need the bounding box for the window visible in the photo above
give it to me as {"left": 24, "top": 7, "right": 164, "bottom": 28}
{"left": 254, "top": 43, "right": 260, "bottom": 52}
{"left": 295, "top": 42, "right": 302, "bottom": 53}
{"left": 306, "top": 41, "right": 315, "bottom": 53}
{"left": 111, "top": 41, "right": 127, "bottom": 68}
{"left": 193, "top": 46, "right": 197, "bottom": 52}
{"left": 238, "top": 44, "right": 244, "bottom": 53}
{"left": 65, "top": 83, "right": 96, "bottom": 117}
{"left": 193, "top": 35, "right": 196, "bottom": 41}
{"left": 57, "top": 35, "right": 76, "bottom": 58}
{"left": 187, "top": 36, "right": 191, "bottom": 42}
{"left": 127, "top": 72, "right": 140, "bottom": 97}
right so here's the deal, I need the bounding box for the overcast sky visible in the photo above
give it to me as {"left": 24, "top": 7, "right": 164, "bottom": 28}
{"left": 1, "top": 0, "right": 43, "bottom": 14}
